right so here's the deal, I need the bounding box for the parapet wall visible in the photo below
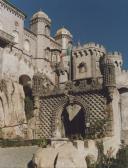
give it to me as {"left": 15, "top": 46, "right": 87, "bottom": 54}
{"left": 73, "top": 42, "right": 106, "bottom": 58}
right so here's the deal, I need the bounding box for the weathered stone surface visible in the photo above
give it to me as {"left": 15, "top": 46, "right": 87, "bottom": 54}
{"left": 103, "top": 89, "right": 121, "bottom": 156}
{"left": 56, "top": 142, "right": 87, "bottom": 168}
{"left": 0, "top": 78, "right": 27, "bottom": 139}
{"left": 27, "top": 117, "right": 37, "bottom": 139}
{"left": 84, "top": 140, "right": 98, "bottom": 163}
{"left": 120, "top": 92, "right": 128, "bottom": 130}
{"left": 115, "top": 72, "right": 128, "bottom": 143}
{"left": 116, "top": 72, "right": 128, "bottom": 89}
{"left": 32, "top": 140, "right": 99, "bottom": 168}
{"left": 120, "top": 91, "right": 128, "bottom": 143}
{"left": 33, "top": 147, "right": 58, "bottom": 168}
{"left": 0, "top": 146, "right": 39, "bottom": 168}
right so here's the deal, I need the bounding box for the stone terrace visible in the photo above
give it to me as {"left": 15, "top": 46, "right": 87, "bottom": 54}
{"left": 0, "top": 146, "right": 39, "bottom": 168}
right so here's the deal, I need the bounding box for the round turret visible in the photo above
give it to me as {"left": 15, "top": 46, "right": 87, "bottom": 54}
{"left": 107, "top": 52, "right": 123, "bottom": 75}
{"left": 31, "top": 10, "right": 51, "bottom": 22}
{"left": 55, "top": 27, "right": 73, "bottom": 50}
{"left": 30, "top": 10, "right": 51, "bottom": 35}
{"left": 55, "top": 27, "right": 72, "bottom": 38}
{"left": 100, "top": 55, "right": 116, "bottom": 101}
{"left": 83, "top": 42, "right": 106, "bottom": 54}
{"left": 102, "top": 55, "right": 116, "bottom": 88}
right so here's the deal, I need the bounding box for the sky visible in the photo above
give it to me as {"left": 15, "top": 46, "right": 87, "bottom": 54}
{"left": 10, "top": 0, "right": 128, "bottom": 69}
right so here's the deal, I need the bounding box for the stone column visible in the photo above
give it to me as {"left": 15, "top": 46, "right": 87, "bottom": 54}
{"left": 33, "top": 96, "right": 40, "bottom": 139}
{"left": 0, "top": 47, "right": 4, "bottom": 78}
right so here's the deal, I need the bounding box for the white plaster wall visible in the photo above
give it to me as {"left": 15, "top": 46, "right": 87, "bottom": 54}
{"left": 116, "top": 71, "right": 128, "bottom": 89}
{"left": 23, "top": 29, "right": 37, "bottom": 59}
{"left": 0, "top": 3, "right": 24, "bottom": 49}
{"left": 74, "top": 55, "right": 92, "bottom": 79}
{"left": 2, "top": 49, "right": 34, "bottom": 81}
{"left": 103, "top": 89, "right": 121, "bottom": 156}
{"left": 120, "top": 92, "right": 128, "bottom": 130}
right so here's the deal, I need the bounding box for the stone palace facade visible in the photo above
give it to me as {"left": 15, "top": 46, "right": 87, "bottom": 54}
{"left": 0, "top": 0, "right": 128, "bottom": 155}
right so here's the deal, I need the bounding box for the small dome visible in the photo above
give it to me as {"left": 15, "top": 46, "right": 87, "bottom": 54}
{"left": 32, "top": 10, "right": 51, "bottom": 22}
{"left": 56, "top": 27, "right": 72, "bottom": 38}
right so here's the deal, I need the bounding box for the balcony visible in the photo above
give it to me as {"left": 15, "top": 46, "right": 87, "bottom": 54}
{"left": 0, "top": 29, "right": 15, "bottom": 47}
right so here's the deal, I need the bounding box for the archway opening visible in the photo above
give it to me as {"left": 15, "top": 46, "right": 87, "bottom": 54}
{"left": 61, "top": 103, "right": 85, "bottom": 139}
{"left": 19, "top": 75, "right": 33, "bottom": 120}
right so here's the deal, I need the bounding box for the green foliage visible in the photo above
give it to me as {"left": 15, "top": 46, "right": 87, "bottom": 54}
{"left": 112, "top": 144, "right": 128, "bottom": 168}
{"left": 33, "top": 138, "right": 48, "bottom": 147}
{"left": 69, "top": 134, "right": 84, "bottom": 141}
{"left": 87, "top": 141, "right": 128, "bottom": 168}
{"left": 0, "top": 138, "right": 48, "bottom": 148}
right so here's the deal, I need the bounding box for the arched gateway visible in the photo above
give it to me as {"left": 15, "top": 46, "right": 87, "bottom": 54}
{"left": 52, "top": 97, "right": 89, "bottom": 139}
{"left": 32, "top": 71, "right": 115, "bottom": 140}
{"left": 61, "top": 103, "right": 86, "bottom": 138}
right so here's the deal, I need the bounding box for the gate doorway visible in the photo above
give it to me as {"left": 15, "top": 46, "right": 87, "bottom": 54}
{"left": 61, "top": 103, "right": 85, "bottom": 138}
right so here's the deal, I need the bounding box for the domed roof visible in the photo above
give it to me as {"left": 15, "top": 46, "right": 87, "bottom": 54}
{"left": 32, "top": 10, "right": 51, "bottom": 22}
{"left": 56, "top": 27, "right": 72, "bottom": 37}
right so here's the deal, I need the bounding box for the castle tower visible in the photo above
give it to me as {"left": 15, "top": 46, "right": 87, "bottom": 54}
{"left": 30, "top": 10, "right": 52, "bottom": 72}
{"left": 102, "top": 56, "right": 116, "bottom": 87}
{"left": 102, "top": 56, "right": 116, "bottom": 101}
{"left": 55, "top": 27, "right": 73, "bottom": 51}
{"left": 30, "top": 10, "right": 51, "bottom": 35}
{"left": 55, "top": 28, "right": 73, "bottom": 82}
{"left": 108, "top": 52, "right": 123, "bottom": 76}
{"left": 72, "top": 43, "right": 106, "bottom": 80}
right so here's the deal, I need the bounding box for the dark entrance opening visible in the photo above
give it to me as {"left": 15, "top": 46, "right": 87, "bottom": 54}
{"left": 19, "top": 75, "right": 33, "bottom": 120}
{"left": 61, "top": 103, "right": 85, "bottom": 138}
{"left": 19, "top": 75, "right": 32, "bottom": 97}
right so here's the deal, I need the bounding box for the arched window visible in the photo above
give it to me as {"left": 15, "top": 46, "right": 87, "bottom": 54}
{"left": 52, "top": 53, "right": 57, "bottom": 63}
{"left": 12, "top": 30, "right": 19, "bottom": 43}
{"left": 78, "top": 62, "right": 87, "bottom": 73}
{"left": 45, "top": 25, "right": 50, "bottom": 36}
{"left": 120, "top": 61, "right": 122, "bottom": 66}
{"left": 115, "top": 61, "right": 119, "bottom": 67}
{"left": 24, "top": 39, "right": 30, "bottom": 52}
{"left": 45, "top": 47, "right": 51, "bottom": 60}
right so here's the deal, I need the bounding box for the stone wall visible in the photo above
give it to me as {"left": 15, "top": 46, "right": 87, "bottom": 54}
{"left": 0, "top": 78, "right": 27, "bottom": 139}
{"left": 103, "top": 89, "right": 121, "bottom": 156}
{"left": 1, "top": 47, "right": 35, "bottom": 81}
{"left": 37, "top": 91, "right": 107, "bottom": 139}
{"left": 0, "top": 0, "right": 25, "bottom": 49}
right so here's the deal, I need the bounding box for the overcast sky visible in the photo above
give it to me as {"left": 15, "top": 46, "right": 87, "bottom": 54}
{"left": 10, "top": 0, "right": 128, "bottom": 68}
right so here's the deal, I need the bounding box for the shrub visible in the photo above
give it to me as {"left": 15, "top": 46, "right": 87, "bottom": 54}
{"left": 87, "top": 141, "right": 128, "bottom": 168}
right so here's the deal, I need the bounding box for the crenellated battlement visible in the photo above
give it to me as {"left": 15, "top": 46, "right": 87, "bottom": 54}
{"left": 83, "top": 42, "right": 106, "bottom": 51}
{"left": 108, "top": 51, "right": 122, "bottom": 59}
{"left": 122, "top": 69, "right": 128, "bottom": 74}
{"left": 73, "top": 42, "right": 106, "bottom": 58}
{"left": 107, "top": 51, "right": 123, "bottom": 69}
{"left": 74, "top": 42, "right": 106, "bottom": 51}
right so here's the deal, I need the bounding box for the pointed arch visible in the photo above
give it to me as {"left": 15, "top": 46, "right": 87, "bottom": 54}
{"left": 51, "top": 95, "right": 90, "bottom": 138}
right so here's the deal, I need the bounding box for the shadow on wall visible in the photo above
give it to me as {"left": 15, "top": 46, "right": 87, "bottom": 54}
{"left": 19, "top": 74, "right": 34, "bottom": 120}
{"left": 27, "top": 160, "right": 36, "bottom": 168}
